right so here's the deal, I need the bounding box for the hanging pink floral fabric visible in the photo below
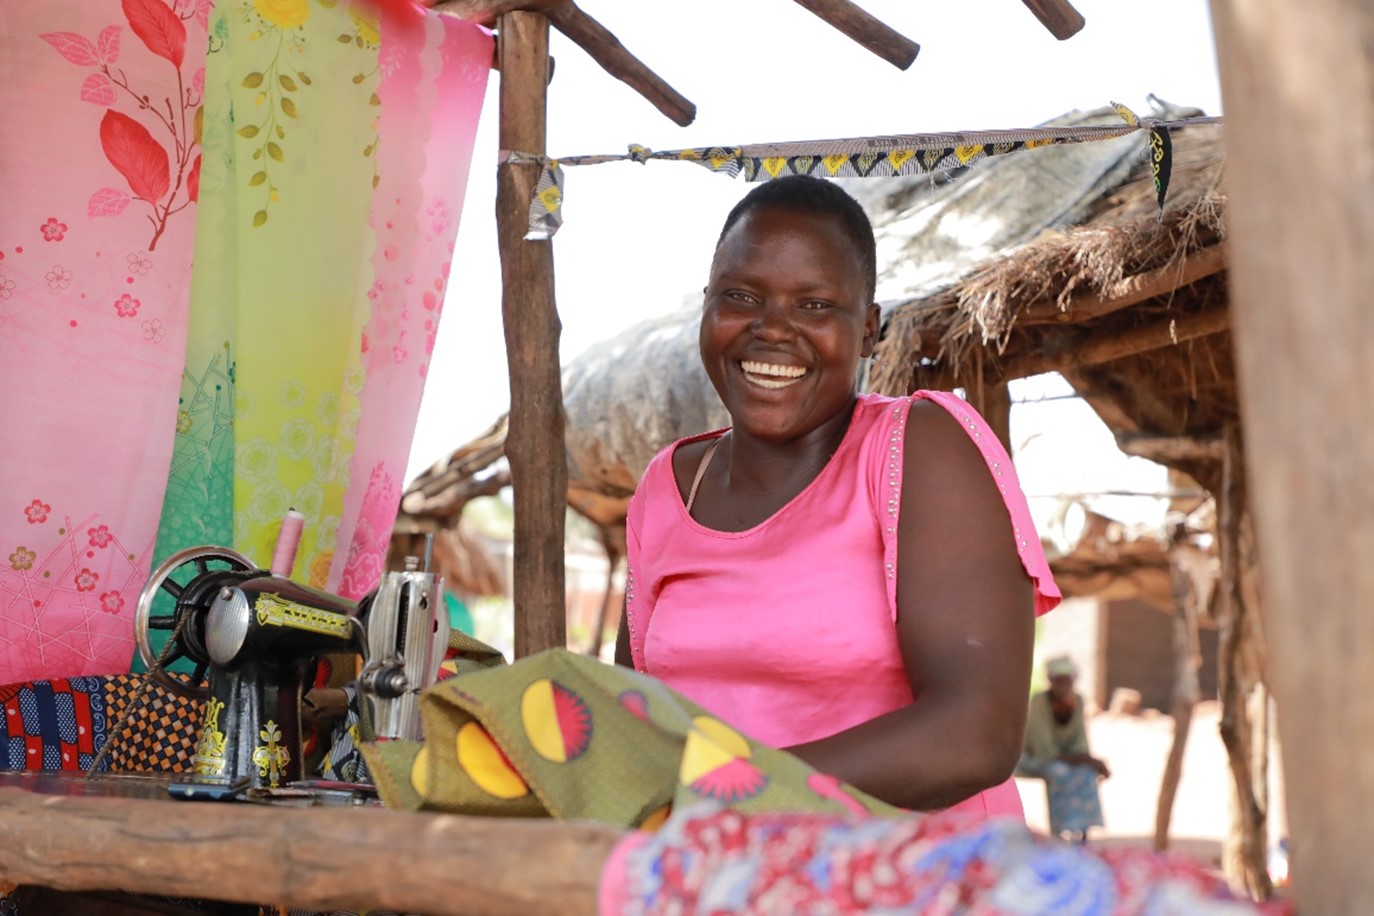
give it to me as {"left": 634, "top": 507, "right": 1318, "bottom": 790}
{"left": 0, "top": 0, "right": 211, "bottom": 684}
{"left": 1, "top": 0, "right": 492, "bottom": 684}
{"left": 330, "top": 2, "right": 492, "bottom": 599}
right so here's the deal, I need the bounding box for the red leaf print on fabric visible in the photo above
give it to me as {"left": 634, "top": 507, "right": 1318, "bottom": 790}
{"left": 98, "top": 25, "right": 122, "bottom": 64}
{"left": 187, "top": 154, "right": 201, "bottom": 202}
{"left": 40, "top": 32, "right": 101, "bottom": 66}
{"left": 89, "top": 187, "right": 132, "bottom": 218}
{"left": 81, "top": 72, "right": 117, "bottom": 106}
{"left": 99, "top": 110, "right": 170, "bottom": 202}
{"left": 122, "top": 0, "right": 186, "bottom": 68}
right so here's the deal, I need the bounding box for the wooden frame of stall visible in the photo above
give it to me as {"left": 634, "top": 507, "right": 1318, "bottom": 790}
{"left": 7, "top": 1, "right": 1372, "bottom": 913}
{"left": 0, "top": 4, "right": 1084, "bottom": 913}
{"left": 460, "top": 3, "right": 1374, "bottom": 911}
{"left": 365, "top": 1, "right": 1374, "bottom": 911}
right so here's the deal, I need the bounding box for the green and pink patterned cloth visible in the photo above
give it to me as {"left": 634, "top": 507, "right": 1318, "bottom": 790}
{"left": 361, "top": 646, "right": 1288, "bottom": 915}
{"left": 0, "top": 0, "right": 491, "bottom": 684}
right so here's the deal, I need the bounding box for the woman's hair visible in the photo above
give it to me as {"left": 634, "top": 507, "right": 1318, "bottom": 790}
{"left": 714, "top": 175, "right": 877, "bottom": 304}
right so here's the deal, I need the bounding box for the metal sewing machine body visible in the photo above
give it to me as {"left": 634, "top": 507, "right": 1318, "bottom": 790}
{"left": 135, "top": 541, "right": 447, "bottom": 796}
{"left": 358, "top": 556, "right": 450, "bottom": 743}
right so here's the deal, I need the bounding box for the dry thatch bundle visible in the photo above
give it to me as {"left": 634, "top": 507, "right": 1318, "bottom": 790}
{"left": 870, "top": 119, "right": 1230, "bottom": 492}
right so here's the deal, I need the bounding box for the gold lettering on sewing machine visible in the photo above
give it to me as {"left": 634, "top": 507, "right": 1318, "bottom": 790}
{"left": 192, "top": 696, "right": 228, "bottom": 776}
{"left": 252, "top": 720, "right": 291, "bottom": 788}
{"left": 254, "top": 592, "right": 351, "bottom": 639}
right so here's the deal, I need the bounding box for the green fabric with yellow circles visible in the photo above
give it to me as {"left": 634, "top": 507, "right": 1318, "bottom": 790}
{"left": 363, "top": 648, "right": 901, "bottom": 829}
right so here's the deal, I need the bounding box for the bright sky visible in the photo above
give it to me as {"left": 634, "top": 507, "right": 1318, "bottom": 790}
{"left": 407, "top": 0, "right": 1224, "bottom": 532}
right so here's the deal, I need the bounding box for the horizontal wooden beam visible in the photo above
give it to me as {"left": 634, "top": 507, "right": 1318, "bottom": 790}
{"left": 1019, "top": 0, "right": 1085, "bottom": 40}
{"left": 1000, "top": 305, "right": 1230, "bottom": 380}
{"left": 1117, "top": 433, "right": 1227, "bottom": 463}
{"left": 429, "top": 0, "right": 561, "bottom": 25}
{"left": 790, "top": 0, "right": 920, "bottom": 69}
{"left": 1021, "top": 245, "right": 1227, "bottom": 326}
{"left": 0, "top": 786, "right": 621, "bottom": 915}
{"left": 545, "top": 1, "right": 696, "bottom": 126}
{"left": 896, "top": 246, "right": 1228, "bottom": 394}
{"left": 428, "top": 0, "right": 696, "bottom": 126}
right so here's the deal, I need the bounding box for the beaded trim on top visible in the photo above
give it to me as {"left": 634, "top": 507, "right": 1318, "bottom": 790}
{"left": 885, "top": 391, "right": 1060, "bottom": 619}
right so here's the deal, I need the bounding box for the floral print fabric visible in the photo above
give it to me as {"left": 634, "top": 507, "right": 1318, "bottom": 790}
{"left": 0, "top": 0, "right": 211, "bottom": 684}
{"left": 0, "top": 0, "right": 492, "bottom": 684}
{"left": 153, "top": 0, "right": 491, "bottom": 602}
{"left": 603, "top": 804, "right": 1291, "bottom": 916}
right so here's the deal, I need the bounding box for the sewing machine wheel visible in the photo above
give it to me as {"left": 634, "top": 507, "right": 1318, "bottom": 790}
{"left": 135, "top": 546, "right": 254, "bottom": 699}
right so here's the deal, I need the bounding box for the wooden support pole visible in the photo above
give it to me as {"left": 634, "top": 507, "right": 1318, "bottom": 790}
{"left": 431, "top": 0, "right": 562, "bottom": 23}
{"left": 1209, "top": 1, "right": 1374, "bottom": 909}
{"left": 1216, "top": 425, "right": 1271, "bottom": 899}
{"left": 588, "top": 527, "right": 623, "bottom": 660}
{"left": 497, "top": 12, "right": 567, "bottom": 658}
{"left": 1154, "top": 545, "right": 1204, "bottom": 851}
{"left": 966, "top": 378, "right": 1013, "bottom": 456}
{"left": 909, "top": 304, "right": 1230, "bottom": 395}
{"left": 430, "top": 0, "right": 696, "bottom": 126}
{"left": 545, "top": 3, "right": 696, "bottom": 126}
{"left": 999, "top": 305, "right": 1229, "bottom": 381}
{"left": 1018, "top": 0, "right": 1085, "bottom": 40}
{"left": 789, "top": 0, "right": 920, "bottom": 69}
{"left": 1019, "top": 245, "right": 1227, "bottom": 326}
{"left": 0, "top": 787, "right": 621, "bottom": 915}
{"left": 1116, "top": 434, "right": 1225, "bottom": 464}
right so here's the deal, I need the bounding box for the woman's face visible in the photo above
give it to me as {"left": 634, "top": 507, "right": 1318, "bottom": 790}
{"left": 700, "top": 206, "right": 879, "bottom": 444}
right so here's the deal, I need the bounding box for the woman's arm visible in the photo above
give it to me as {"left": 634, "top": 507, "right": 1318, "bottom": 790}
{"left": 784, "top": 399, "right": 1036, "bottom": 810}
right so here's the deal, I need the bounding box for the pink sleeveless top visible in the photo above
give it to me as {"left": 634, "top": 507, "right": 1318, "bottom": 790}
{"left": 624, "top": 390, "right": 1060, "bottom": 820}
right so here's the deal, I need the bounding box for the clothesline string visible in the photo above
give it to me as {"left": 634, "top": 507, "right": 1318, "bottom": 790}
{"left": 500, "top": 106, "right": 1224, "bottom": 238}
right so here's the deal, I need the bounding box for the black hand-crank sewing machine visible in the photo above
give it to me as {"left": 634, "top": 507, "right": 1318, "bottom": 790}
{"left": 130, "top": 540, "right": 449, "bottom": 799}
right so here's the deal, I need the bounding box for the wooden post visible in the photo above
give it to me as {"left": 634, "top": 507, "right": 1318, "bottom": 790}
{"left": 788, "top": 0, "right": 921, "bottom": 69}
{"left": 1216, "top": 425, "right": 1271, "bottom": 899}
{"left": 1209, "top": 4, "right": 1374, "bottom": 907}
{"left": 1018, "top": 0, "right": 1085, "bottom": 40}
{"left": 497, "top": 12, "right": 567, "bottom": 658}
{"left": 967, "top": 378, "right": 1013, "bottom": 457}
{"left": 587, "top": 525, "right": 624, "bottom": 659}
{"left": 1154, "top": 540, "right": 1204, "bottom": 851}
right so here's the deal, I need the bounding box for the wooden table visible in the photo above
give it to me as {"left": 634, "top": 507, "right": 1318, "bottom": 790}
{"left": 0, "top": 772, "right": 624, "bottom": 915}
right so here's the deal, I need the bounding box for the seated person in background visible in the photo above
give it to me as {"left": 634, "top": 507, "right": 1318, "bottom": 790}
{"left": 1017, "top": 654, "right": 1110, "bottom": 843}
{"left": 615, "top": 174, "right": 1061, "bottom": 818}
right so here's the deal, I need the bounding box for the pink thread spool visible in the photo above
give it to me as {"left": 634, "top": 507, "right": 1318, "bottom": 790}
{"left": 271, "top": 508, "right": 305, "bottom": 578}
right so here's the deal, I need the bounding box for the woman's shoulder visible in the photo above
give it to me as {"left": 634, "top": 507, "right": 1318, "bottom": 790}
{"left": 633, "top": 428, "right": 726, "bottom": 516}
{"left": 850, "top": 390, "right": 971, "bottom": 439}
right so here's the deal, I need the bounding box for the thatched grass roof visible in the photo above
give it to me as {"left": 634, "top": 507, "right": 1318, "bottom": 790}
{"left": 869, "top": 120, "right": 1230, "bottom": 491}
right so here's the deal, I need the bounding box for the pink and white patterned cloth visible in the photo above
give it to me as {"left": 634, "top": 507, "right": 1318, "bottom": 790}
{"left": 0, "top": 0, "right": 492, "bottom": 684}
{"left": 601, "top": 804, "right": 1291, "bottom": 915}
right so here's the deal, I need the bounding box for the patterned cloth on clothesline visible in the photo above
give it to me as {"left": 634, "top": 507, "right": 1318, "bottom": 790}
{"left": 508, "top": 105, "right": 1221, "bottom": 238}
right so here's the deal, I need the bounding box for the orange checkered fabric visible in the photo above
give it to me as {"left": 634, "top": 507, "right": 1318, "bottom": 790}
{"left": 100, "top": 673, "right": 203, "bottom": 773}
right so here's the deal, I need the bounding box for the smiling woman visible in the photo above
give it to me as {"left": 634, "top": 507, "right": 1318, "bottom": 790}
{"left": 615, "top": 174, "right": 1062, "bottom": 817}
